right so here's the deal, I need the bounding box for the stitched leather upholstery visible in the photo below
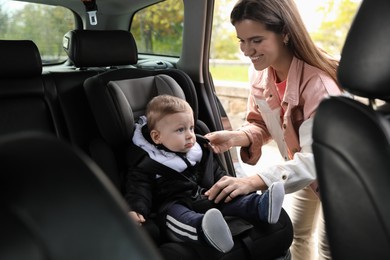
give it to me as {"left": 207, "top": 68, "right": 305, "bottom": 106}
{"left": 312, "top": 0, "right": 390, "bottom": 259}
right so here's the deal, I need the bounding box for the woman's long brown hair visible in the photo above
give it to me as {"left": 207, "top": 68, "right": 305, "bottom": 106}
{"left": 231, "top": 0, "right": 341, "bottom": 89}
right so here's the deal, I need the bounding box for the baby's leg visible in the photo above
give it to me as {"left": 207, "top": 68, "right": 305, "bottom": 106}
{"left": 219, "top": 182, "right": 285, "bottom": 224}
{"left": 166, "top": 204, "right": 233, "bottom": 253}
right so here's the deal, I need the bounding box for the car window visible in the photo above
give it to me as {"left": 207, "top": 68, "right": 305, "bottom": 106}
{"left": 0, "top": 0, "right": 75, "bottom": 64}
{"left": 130, "top": 0, "right": 183, "bottom": 57}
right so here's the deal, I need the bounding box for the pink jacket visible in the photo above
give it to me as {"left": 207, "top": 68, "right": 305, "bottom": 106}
{"left": 239, "top": 57, "right": 342, "bottom": 193}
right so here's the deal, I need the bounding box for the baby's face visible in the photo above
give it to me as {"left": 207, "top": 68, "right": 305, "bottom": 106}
{"left": 153, "top": 111, "right": 195, "bottom": 153}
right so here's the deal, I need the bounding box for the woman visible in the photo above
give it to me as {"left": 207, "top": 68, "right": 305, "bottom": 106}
{"left": 204, "top": 0, "right": 343, "bottom": 259}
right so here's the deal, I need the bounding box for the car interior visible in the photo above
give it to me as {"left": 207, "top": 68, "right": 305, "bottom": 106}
{"left": 2, "top": 0, "right": 382, "bottom": 258}
{"left": 0, "top": 0, "right": 295, "bottom": 259}
{"left": 312, "top": 0, "right": 390, "bottom": 259}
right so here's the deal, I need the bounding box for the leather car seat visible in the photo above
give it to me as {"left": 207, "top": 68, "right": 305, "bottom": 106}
{"left": 0, "top": 40, "right": 66, "bottom": 138}
{"left": 0, "top": 132, "right": 162, "bottom": 260}
{"left": 312, "top": 0, "right": 390, "bottom": 259}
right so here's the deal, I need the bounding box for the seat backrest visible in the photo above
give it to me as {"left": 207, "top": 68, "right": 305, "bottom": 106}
{"left": 84, "top": 70, "right": 197, "bottom": 147}
{"left": 45, "top": 29, "right": 139, "bottom": 153}
{"left": 312, "top": 0, "right": 390, "bottom": 259}
{"left": 0, "top": 40, "right": 66, "bottom": 138}
{"left": 0, "top": 132, "right": 162, "bottom": 260}
{"left": 84, "top": 65, "right": 199, "bottom": 190}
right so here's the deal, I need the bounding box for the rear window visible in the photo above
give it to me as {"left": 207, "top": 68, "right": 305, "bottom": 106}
{"left": 0, "top": 0, "right": 75, "bottom": 64}
{"left": 130, "top": 0, "right": 184, "bottom": 57}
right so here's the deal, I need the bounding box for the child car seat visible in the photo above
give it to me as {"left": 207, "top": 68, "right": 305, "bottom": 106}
{"left": 83, "top": 54, "right": 292, "bottom": 260}
{"left": 312, "top": 0, "right": 390, "bottom": 259}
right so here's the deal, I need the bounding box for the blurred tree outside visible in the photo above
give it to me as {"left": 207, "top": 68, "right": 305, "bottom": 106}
{"left": 311, "top": 0, "right": 361, "bottom": 57}
{"left": 0, "top": 2, "right": 74, "bottom": 63}
{"left": 0, "top": 5, "right": 9, "bottom": 37}
{"left": 131, "top": 0, "right": 184, "bottom": 56}
{"left": 210, "top": 0, "right": 238, "bottom": 60}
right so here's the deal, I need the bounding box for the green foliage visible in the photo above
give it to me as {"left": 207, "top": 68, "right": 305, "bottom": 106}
{"left": 311, "top": 0, "right": 361, "bottom": 56}
{"left": 0, "top": 2, "right": 74, "bottom": 63}
{"left": 0, "top": 6, "right": 9, "bottom": 37}
{"left": 131, "top": 0, "right": 183, "bottom": 56}
{"left": 210, "top": 0, "right": 239, "bottom": 60}
{"left": 211, "top": 29, "right": 239, "bottom": 60}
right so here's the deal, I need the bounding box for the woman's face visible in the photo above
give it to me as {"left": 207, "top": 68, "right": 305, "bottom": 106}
{"left": 235, "top": 19, "right": 289, "bottom": 72}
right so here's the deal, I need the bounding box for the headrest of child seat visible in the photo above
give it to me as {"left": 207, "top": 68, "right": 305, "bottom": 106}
{"left": 0, "top": 40, "right": 42, "bottom": 78}
{"left": 86, "top": 73, "right": 186, "bottom": 147}
{"left": 338, "top": 0, "right": 390, "bottom": 100}
{"left": 63, "top": 30, "right": 138, "bottom": 68}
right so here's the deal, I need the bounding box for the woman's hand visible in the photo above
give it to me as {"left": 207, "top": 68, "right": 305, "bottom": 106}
{"left": 205, "top": 130, "right": 251, "bottom": 154}
{"left": 205, "top": 130, "right": 236, "bottom": 153}
{"left": 128, "top": 211, "right": 146, "bottom": 225}
{"left": 204, "top": 175, "right": 266, "bottom": 203}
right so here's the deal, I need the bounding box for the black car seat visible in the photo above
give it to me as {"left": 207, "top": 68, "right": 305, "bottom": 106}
{"left": 312, "top": 0, "right": 390, "bottom": 259}
{"left": 82, "top": 30, "right": 293, "bottom": 259}
{"left": 0, "top": 40, "right": 66, "bottom": 138}
{"left": 44, "top": 29, "right": 138, "bottom": 166}
{"left": 0, "top": 132, "right": 162, "bottom": 260}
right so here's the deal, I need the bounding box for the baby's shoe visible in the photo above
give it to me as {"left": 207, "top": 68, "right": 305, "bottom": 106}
{"left": 202, "top": 208, "right": 234, "bottom": 253}
{"left": 259, "top": 182, "right": 285, "bottom": 224}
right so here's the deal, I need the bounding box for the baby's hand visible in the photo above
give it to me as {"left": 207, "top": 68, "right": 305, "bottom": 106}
{"left": 128, "top": 211, "right": 146, "bottom": 225}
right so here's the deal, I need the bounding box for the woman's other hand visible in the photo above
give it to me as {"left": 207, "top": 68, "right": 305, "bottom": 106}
{"left": 204, "top": 175, "right": 266, "bottom": 203}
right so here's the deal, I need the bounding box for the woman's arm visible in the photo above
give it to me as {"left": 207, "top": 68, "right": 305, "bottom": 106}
{"left": 205, "top": 118, "right": 315, "bottom": 203}
{"left": 256, "top": 118, "right": 315, "bottom": 193}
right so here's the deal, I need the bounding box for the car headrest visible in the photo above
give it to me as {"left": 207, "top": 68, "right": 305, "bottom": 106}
{"left": 85, "top": 73, "right": 186, "bottom": 147}
{"left": 0, "top": 40, "right": 42, "bottom": 78}
{"left": 338, "top": 0, "right": 390, "bottom": 100}
{"left": 63, "top": 30, "right": 138, "bottom": 68}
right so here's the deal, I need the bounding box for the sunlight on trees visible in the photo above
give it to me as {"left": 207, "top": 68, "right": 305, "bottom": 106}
{"left": 311, "top": 0, "right": 362, "bottom": 57}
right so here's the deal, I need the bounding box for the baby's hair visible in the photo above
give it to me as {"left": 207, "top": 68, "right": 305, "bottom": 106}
{"left": 146, "top": 94, "right": 193, "bottom": 130}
